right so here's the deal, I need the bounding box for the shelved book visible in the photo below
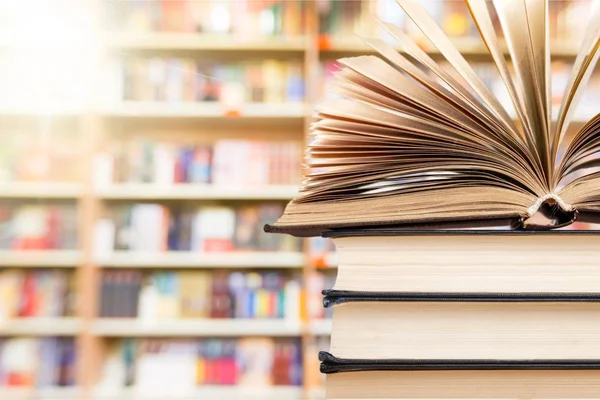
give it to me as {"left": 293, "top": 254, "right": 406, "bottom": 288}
{"left": 0, "top": 204, "right": 77, "bottom": 250}
{"left": 0, "top": 338, "right": 76, "bottom": 388}
{"left": 318, "top": 0, "right": 590, "bottom": 45}
{"left": 0, "top": 131, "right": 82, "bottom": 183}
{"left": 104, "top": 57, "right": 304, "bottom": 104}
{"left": 96, "top": 338, "right": 302, "bottom": 396}
{"left": 267, "top": 0, "right": 600, "bottom": 398}
{"left": 0, "top": 269, "right": 75, "bottom": 320}
{"left": 99, "top": 270, "right": 302, "bottom": 321}
{"left": 106, "top": 0, "right": 305, "bottom": 37}
{"left": 98, "top": 138, "right": 302, "bottom": 186}
{"left": 95, "top": 203, "right": 300, "bottom": 256}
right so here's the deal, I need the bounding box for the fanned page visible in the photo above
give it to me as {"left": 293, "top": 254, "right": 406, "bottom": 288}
{"left": 269, "top": 0, "right": 600, "bottom": 236}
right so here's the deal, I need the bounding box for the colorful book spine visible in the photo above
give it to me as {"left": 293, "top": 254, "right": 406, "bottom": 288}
{"left": 99, "top": 270, "right": 302, "bottom": 320}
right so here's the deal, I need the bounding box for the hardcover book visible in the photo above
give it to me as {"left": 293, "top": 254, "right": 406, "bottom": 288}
{"left": 267, "top": 0, "right": 600, "bottom": 236}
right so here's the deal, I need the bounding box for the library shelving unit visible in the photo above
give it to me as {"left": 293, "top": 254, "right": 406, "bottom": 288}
{"left": 0, "top": 1, "right": 592, "bottom": 399}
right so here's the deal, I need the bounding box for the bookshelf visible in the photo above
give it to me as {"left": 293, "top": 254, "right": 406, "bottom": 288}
{"left": 105, "top": 32, "right": 308, "bottom": 52}
{"left": 98, "top": 251, "right": 305, "bottom": 268}
{"left": 99, "top": 101, "right": 306, "bottom": 119}
{"left": 91, "top": 319, "right": 303, "bottom": 337}
{"left": 0, "top": 387, "right": 80, "bottom": 400}
{"left": 93, "top": 386, "right": 304, "bottom": 400}
{"left": 0, "top": 250, "right": 83, "bottom": 267}
{"left": 0, "top": 0, "right": 596, "bottom": 398}
{"left": 0, "top": 318, "right": 82, "bottom": 336}
{"left": 96, "top": 183, "right": 298, "bottom": 200}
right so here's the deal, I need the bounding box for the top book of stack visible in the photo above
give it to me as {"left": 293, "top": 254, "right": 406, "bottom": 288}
{"left": 267, "top": 0, "right": 600, "bottom": 236}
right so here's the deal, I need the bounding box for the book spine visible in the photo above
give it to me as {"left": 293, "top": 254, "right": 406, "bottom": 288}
{"left": 321, "top": 289, "right": 600, "bottom": 308}
{"left": 318, "top": 351, "right": 600, "bottom": 374}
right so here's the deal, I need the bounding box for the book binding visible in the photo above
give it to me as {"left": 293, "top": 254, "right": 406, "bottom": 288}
{"left": 319, "top": 352, "right": 600, "bottom": 374}
{"left": 322, "top": 289, "right": 600, "bottom": 308}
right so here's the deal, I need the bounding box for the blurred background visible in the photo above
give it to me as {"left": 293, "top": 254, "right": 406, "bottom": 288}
{"left": 0, "top": 0, "right": 597, "bottom": 399}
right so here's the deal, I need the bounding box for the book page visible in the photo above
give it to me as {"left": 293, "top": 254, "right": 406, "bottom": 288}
{"left": 493, "top": 0, "right": 550, "bottom": 180}
{"left": 553, "top": 3, "right": 600, "bottom": 172}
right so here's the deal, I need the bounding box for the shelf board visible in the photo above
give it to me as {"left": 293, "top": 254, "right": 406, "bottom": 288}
{"left": 94, "top": 385, "right": 303, "bottom": 400}
{"left": 0, "top": 182, "right": 82, "bottom": 199}
{"left": 92, "top": 318, "right": 303, "bottom": 337}
{"left": 308, "top": 387, "right": 326, "bottom": 400}
{"left": 97, "top": 251, "right": 305, "bottom": 268}
{"left": 96, "top": 183, "right": 298, "bottom": 201}
{"left": 0, "top": 104, "right": 83, "bottom": 117}
{"left": 0, "top": 318, "right": 82, "bottom": 336}
{"left": 308, "top": 319, "right": 332, "bottom": 336}
{"left": 0, "top": 250, "right": 82, "bottom": 267}
{"left": 99, "top": 101, "right": 306, "bottom": 119}
{"left": 0, "top": 387, "right": 80, "bottom": 400}
{"left": 105, "top": 32, "right": 307, "bottom": 52}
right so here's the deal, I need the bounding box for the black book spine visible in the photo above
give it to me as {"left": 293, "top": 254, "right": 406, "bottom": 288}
{"left": 318, "top": 352, "right": 600, "bottom": 374}
{"left": 322, "top": 289, "right": 600, "bottom": 308}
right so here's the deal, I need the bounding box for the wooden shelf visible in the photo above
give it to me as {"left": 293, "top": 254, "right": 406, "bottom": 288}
{"left": 308, "top": 387, "right": 326, "bottom": 400}
{"left": 97, "top": 251, "right": 305, "bottom": 268}
{"left": 309, "top": 319, "right": 332, "bottom": 336}
{"left": 105, "top": 32, "right": 307, "bottom": 52}
{"left": 0, "top": 250, "right": 83, "bottom": 267}
{"left": 0, "top": 104, "right": 83, "bottom": 117}
{"left": 0, "top": 318, "right": 82, "bottom": 336}
{"left": 0, "top": 387, "right": 80, "bottom": 400}
{"left": 0, "top": 182, "right": 82, "bottom": 199}
{"left": 99, "top": 101, "right": 306, "bottom": 119}
{"left": 96, "top": 184, "right": 298, "bottom": 201}
{"left": 91, "top": 319, "right": 303, "bottom": 337}
{"left": 94, "top": 385, "right": 303, "bottom": 400}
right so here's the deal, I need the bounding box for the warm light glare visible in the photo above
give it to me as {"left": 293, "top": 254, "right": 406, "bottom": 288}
{"left": 0, "top": 0, "right": 99, "bottom": 114}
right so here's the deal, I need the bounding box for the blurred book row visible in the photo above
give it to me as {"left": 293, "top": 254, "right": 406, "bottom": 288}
{"left": 0, "top": 270, "right": 75, "bottom": 319}
{"left": 95, "top": 203, "right": 301, "bottom": 254}
{"left": 0, "top": 338, "right": 76, "bottom": 388}
{"left": 104, "top": 0, "right": 592, "bottom": 43}
{"left": 0, "top": 200, "right": 342, "bottom": 261}
{"left": 98, "top": 139, "right": 302, "bottom": 187}
{"left": 105, "top": 58, "right": 304, "bottom": 104}
{"left": 320, "top": 0, "right": 589, "bottom": 42}
{"left": 0, "top": 205, "right": 77, "bottom": 250}
{"left": 0, "top": 268, "right": 334, "bottom": 322}
{"left": 106, "top": 0, "right": 305, "bottom": 37}
{"left": 99, "top": 270, "right": 303, "bottom": 320}
{"left": 98, "top": 338, "right": 302, "bottom": 396}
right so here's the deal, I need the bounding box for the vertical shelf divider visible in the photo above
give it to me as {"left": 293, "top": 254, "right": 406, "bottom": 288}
{"left": 302, "top": 0, "right": 321, "bottom": 397}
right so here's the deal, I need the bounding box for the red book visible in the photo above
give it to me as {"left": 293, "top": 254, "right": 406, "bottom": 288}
{"left": 272, "top": 342, "right": 290, "bottom": 385}
{"left": 44, "top": 207, "right": 60, "bottom": 249}
{"left": 18, "top": 274, "right": 36, "bottom": 317}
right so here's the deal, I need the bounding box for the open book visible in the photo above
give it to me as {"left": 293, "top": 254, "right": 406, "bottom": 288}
{"left": 268, "top": 0, "right": 600, "bottom": 235}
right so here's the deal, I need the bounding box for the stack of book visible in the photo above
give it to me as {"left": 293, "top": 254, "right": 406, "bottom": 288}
{"left": 99, "top": 270, "right": 302, "bottom": 321}
{"left": 97, "top": 338, "right": 302, "bottom": 395}
{"left": 267, "top": 0, "right": 600, "bottom": 398}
